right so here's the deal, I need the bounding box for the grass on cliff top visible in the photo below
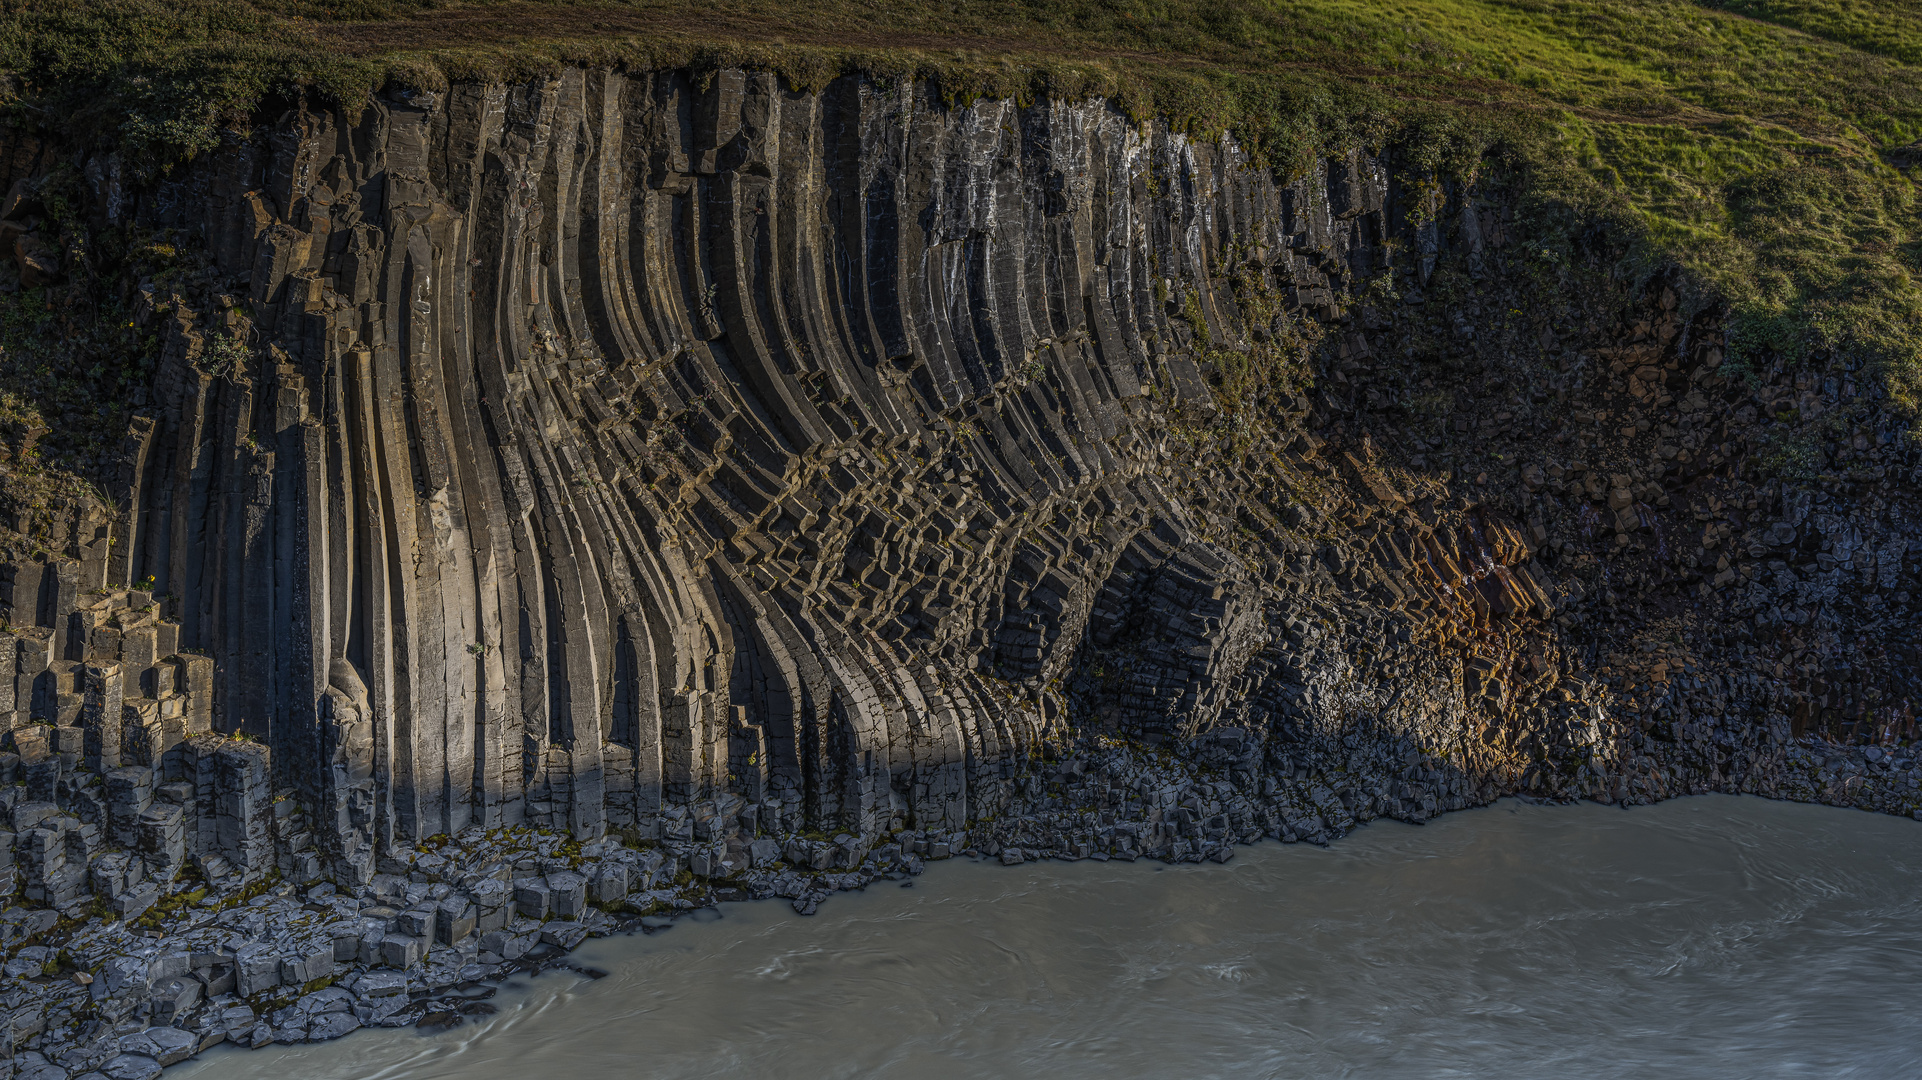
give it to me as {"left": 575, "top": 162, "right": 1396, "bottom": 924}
{"left": 3, "top": 0, "right": 1922, "bottom": 405}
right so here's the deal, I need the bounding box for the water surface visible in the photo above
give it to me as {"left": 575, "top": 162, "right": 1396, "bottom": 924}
{"left": 173, "top": 796, "right": 1922, "bottom": 1078}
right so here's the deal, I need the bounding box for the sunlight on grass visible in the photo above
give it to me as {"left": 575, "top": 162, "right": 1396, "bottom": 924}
{"left": 1, "top": 0, "right": 1918, "bottom": 403}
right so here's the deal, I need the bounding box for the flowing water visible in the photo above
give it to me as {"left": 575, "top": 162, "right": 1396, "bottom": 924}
{"left": 171, "top": 796, "right": 1922, "bottom": 1079}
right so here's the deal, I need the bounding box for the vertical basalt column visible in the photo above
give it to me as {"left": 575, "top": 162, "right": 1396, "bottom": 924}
{"left": 52, "top": 563, "right": 77, "bottom": 661}
{"left": 17, "top": 628, "right": 52, "bottom": 722}
{"left": 165, "top": 370, "right": 215, "bottom": 639}
{"left": 77, "top": 506, "right": 111, "bottom": 593}
{"left": 0, "top": 630, "right": 16, "bottom": 730}
{"left": 209, "top": 384, "right": 255, "bottom": 732}
{"left": 179, "top": 654, "right": 213, "bottom": 735}
{"left": 628, "top": 608, "right": 665, "bottom": 832}
{"left": 344, "top": 340, "right": 404, "bottom": 849}
{"left": 8, "top": 560, "right": 45, "bottom": 628}
{"left": 238, "top": 452, "right": 275, "bottom": 742}
{"left": 104, "top": 767, "right": 152, "bottom": 849}
{"left": 119, "top": 625, "right": 156, "bottom": 699}
{"left": 81, "top": 662, "right": 123, "bottom": 774}
{"left": 212, "top": 739, "right": 272, "bottom": 876}
{"left": 270, "top": 373, "right": 306, "bottom": 793}
{"left": 109, "top": 416, "right": 157, "bottom": 588}
{"left": 289, "top": 419, "right": 330, "bottom": 805}
{"left": 732, "top": 708, "right": 766, "bottom": 804}
{"left": 662, "top": 693, "right": 695, "bottom": 805}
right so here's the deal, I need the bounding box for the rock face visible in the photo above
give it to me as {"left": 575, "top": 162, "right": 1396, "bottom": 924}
{"left": 0, "top": 63, "right": 1914, "bottom": 927}
{"left": 9, "top": 69, "right": 1413, "bottom": 871}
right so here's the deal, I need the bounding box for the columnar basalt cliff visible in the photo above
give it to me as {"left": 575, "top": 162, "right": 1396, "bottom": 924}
{"left": 10, "top": 69, "right": 1436, "bottom": 873}
{"left": 0, "top": 65, "right": 1914, "bottom": 1070}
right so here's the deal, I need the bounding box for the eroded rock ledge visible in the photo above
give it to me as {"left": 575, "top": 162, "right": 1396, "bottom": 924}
{"left": 0, "top": 66, "right": 1912, "bottom": 1076}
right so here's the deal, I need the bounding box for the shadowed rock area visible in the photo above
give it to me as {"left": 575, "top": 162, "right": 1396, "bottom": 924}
{"left": 0, "top": 67, "right": 1913, "bottom": 1075}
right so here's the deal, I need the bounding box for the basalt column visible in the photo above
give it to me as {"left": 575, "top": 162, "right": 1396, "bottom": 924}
{"left": 2, "top": 68, "right": 1593, "bottom": 884}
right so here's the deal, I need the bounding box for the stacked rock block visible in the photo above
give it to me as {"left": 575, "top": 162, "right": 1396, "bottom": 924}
{"left": 0, "top": 544, "right": 277, "bottom": 914}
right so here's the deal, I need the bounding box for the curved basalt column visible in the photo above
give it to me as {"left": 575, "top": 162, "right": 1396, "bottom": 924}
{"left": 116, "top": 67, "right": 1399, "bottom": 857}
{"left": 102, "top": 70, "right": 1354, "bottom": 870}
{"left": 0, "top": 65, "right": 1905, "bottom": 899}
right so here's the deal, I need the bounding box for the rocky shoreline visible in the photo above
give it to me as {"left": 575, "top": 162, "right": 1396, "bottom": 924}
{"left": 0, "top": 63, "right": 1913, "bottom": 1080}
{"left": 4, "top": 729, "right": 1916, "bottom": 1080}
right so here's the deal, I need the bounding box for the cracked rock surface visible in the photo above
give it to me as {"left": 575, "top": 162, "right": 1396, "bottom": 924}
{"left": 0, "top": 68, "right": 1912, "bottom": 1074}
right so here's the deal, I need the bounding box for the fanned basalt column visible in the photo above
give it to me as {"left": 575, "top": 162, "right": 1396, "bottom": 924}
{"left": 0, "top": 66, "right": 1914, "bottom": 901}
{"left": 49, "top": 70, "right": 1396, "bottom": 869}
{"left": 67, "top": 69, "right": 1391, "bottom": 864}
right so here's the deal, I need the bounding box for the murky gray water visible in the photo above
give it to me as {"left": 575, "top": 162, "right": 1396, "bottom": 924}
{"left": 172, "top": 796, "right": 1922, "bottom": 1079}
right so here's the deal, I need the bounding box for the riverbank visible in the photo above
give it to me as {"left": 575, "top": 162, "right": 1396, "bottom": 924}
{"left": 172, "top": 794, "right": 1922, "bottom": 1080}
{"left": 4, "top": 731, "right": 1918, "bottom": 1080}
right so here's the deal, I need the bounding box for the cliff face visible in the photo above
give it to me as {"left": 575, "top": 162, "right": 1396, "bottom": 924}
{"left": 126, "top": 67, "right": 1354, "bottom": 868}
{"left": 0, "top": 67, "right": 1914, "bottom": 900}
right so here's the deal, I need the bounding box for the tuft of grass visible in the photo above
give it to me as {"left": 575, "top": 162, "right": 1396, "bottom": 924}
{"left": 131, "top": 884, "right": 208, "bottom": 931}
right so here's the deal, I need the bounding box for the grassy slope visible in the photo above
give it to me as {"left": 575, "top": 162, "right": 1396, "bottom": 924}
{"left": 0, "top": 0, "right": 1919, "bottom": 401}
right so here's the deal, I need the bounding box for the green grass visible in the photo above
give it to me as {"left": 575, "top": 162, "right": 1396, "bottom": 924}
{"left": 0, "top": 0, "right": 1920, "bottom": 406}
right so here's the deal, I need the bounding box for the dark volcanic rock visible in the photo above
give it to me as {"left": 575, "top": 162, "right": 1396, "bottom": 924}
{"left": 0, "top": 66, "right": 1909, "bottom": 1072}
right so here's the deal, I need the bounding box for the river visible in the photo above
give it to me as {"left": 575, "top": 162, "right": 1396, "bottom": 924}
{"left": 169, "top": 795, "right": 1922, "bottom": 1078}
